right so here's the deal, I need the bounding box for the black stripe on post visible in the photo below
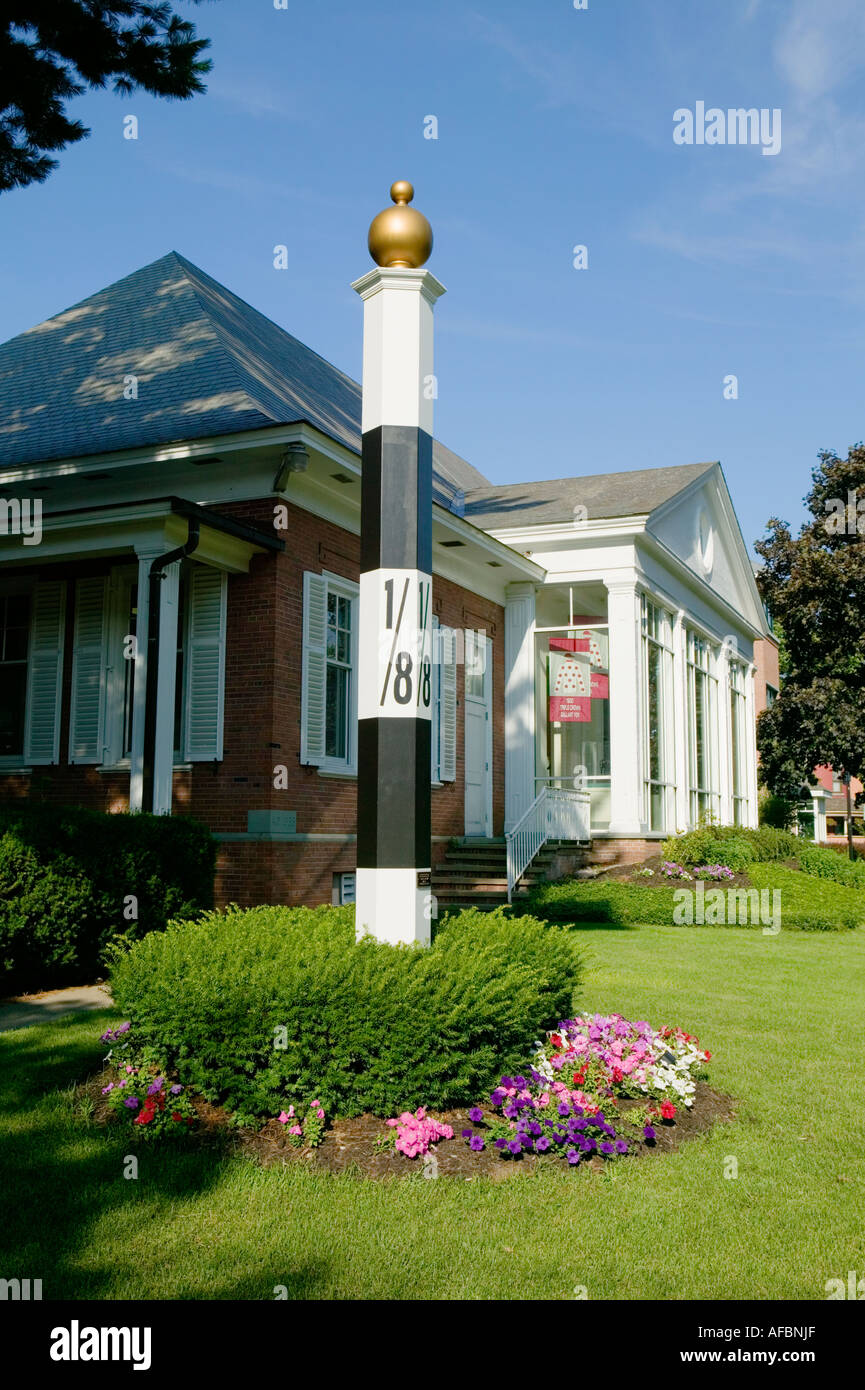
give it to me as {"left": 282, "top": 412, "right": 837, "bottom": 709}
{"left": 356, "top": 718, "right": 432, "bottom": 867}
{"left": 360, "top": 425, "right": 433, "bottom": 572}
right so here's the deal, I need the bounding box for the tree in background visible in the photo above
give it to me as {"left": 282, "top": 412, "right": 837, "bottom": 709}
{"left": 1, "top": 2, "right": 214, "bottom": 192}
{"left": 756, "top": 443, "right": 865, "bottom": 858}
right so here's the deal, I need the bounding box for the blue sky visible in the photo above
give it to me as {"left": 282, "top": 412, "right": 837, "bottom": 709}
{"left": 3, "top": 0, "right": 864, "bottom": 551}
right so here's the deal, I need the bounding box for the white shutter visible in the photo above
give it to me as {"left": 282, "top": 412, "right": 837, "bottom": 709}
{"left": 183, "top": 566, "right": 227, "bottom": 761}
{"left": 430, "top": 616, "right": 441, "bottom": 782}
{"left": 68, "top": 576, "right": 107, "bottom": 764}
{"left": 300, "top": 571, "right": 327, "bottom": 765}
{"left": 440, "top": 624, "right": 457, "bottom": 782}
{"left": 23, "top": 579, "right": 66, "bottom": 765}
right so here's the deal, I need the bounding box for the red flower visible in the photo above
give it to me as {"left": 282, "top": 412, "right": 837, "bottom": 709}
{"left": 704, "top": 1050, "right": 712, "bottom": 1060}
{"left": 611, "top": 1067, "right": 623, "bottom": 1084}
{"left": 172, "top": 1111, "right": 183, "bottom": 1123}
{"left": 573, "top": 1071, "right": 586, "bottom": 1085}
{"left": 135, "top": 1108, "right": 155, "bottom": 1126}
{"left": 660, "top": 1101, "right": 676, "bottom": 1120}
{"left": 550, "top": 1034, "right": 563, "bottom": 1049}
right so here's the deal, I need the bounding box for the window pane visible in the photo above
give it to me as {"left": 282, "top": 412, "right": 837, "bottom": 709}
{"left": 326, "top": 664, "right": 348, "bottom": 759}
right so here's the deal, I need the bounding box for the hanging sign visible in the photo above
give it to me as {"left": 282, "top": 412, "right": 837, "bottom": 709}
{"left": 549, "top": 650, "right": 591, "bottom": 722}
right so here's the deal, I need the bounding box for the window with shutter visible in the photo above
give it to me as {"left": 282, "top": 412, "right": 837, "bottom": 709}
{"left": 21, "top": 580, "right": 66, "bottom": 766}
{"left": 68, "top": 576, "right": 107, "bottom": 764}
{"left": 182, "top": 566, "right": 227, "bottom": 761}
{"left": 440, "top": 624, "right": 457, "bottom": 782}
{"left": 301, "top": 571, "right": 358, "bottom": 771}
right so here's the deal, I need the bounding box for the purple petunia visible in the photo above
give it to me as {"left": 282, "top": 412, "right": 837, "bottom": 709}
{"left": 123, "top": 1096, "right": 140, "bottom": 1109}
{"left": 461, "top": 1129, "right": 473, "bottom": 1139}
{"left": 566, "top": 1149, "right": 580, "bottom": 1166}
{"left": 146, "top": 1078, "right": 164, "bottom": 1096}
{"left": 469, "top": 1135, "right": 485, "bottom": 1152}
{"left": 490, "top": 1088, "right": 506, "bottom": 1106}
{"left": 494, "top": 1138, "right": 507, "bottom": 1150}
{"left": 507, "top": 1140, "right": 521, "bottom": 1155}
{"left": 615, "top": 1140, "right": 628, "bottom": 1154}
{"left": 101, "top": 1083, "right": 114, "bottom": 1094}
{"left": 600, "top": 1141, "right": 615, "bottom": 1155}
{"left": 558, "top": 1102, "right": 570, "bottom": 1117}
{"left": 468, "top": 1107, "right": 484, "bottom": 1124}
{"left": 169, "top": 1084, "right": 183, "bottom": 1096}
{"left": 644, "top": 1125, "right": 656, "bottom": 1141}
{"left": 536, "top": 1136, "right": 550, "bottom": 1152}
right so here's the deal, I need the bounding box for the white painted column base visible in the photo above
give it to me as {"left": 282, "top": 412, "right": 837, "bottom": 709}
{"left": 355, "top": 868, "right": 432, "bottom": 946}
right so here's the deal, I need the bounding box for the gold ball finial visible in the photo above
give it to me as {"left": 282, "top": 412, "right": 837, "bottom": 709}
{"left": 368, "top": 180, "right": 433, "bottom": 268}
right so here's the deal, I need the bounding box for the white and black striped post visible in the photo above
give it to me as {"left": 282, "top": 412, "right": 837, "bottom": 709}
{"left": 352, "top": 183, "right": 446, "bottom": 945}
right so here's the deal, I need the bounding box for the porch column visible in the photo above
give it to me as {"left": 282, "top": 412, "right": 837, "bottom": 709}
{"left": 671, "top": 610, "right": 690, "bottom": 834}
{"left": 129, "top": 549, "right": 179, "bottom": 815}
{"left": 745, "top": 661, "right": 759, "bottom": 828}
{"left": 606, "top": 579, "right": 643, "bottom": 837}
{"left": 504, "top": 581, "right": 536, "bottom": 831}
{"left": 716, "top": 640, "right": 732, "bottom": 822}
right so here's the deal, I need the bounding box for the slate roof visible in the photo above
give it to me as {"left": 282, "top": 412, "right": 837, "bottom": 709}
{"left": 463, "top": 462, "right": 718, "bottom": 527}
{"left": 0, "top": 251, "right": 488, "bottom": 503}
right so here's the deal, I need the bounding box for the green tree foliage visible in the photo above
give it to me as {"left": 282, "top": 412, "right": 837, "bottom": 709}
{"left": 1, "top": 2, "right": 214, "bottom": 192}
{"left": 755, "top": 444, "right": 865, "bottom": 802}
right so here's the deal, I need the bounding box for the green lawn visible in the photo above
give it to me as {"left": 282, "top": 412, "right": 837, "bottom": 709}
{"left": 2, "top": 923, "right": 864, "bottom": 1300}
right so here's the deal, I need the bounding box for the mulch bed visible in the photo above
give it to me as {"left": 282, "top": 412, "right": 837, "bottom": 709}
{"left": 79, "top": 1070, "right": 735, "bottom": 1181}
{"left": 599, "top": 853, "right": 753, "bottom": 889}
{"left": 235, "top": 1081, "right": 735, "bottom": 1180}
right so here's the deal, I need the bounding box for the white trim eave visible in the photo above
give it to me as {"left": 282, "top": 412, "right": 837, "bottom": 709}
{"left": 0, "top": 421, "right": 359, "bottom": 488}
{"left": 0, "top": 501, "right": 271, "bottom": 573}
{"left": 482, "top": 515, "right": 650, "bottom": 549}
{"left": 434, "top": 510, "right": 545, "bottom": 582}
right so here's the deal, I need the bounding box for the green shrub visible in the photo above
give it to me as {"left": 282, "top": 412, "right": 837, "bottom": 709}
{"left": 110, "top": 905, "right": 584, "bottom": 1121}
{"left": 663, "top": 825, "right": 799, "bottom": 865}
{"left": 796, "top": 844, "right": 865, "bottom": 890}
{"left": 0, "top": 803, "right": 215, "bottom": 990}
{"left": 523, "top": 868, "right": 861, "bottom": 933}
{"left": 759, "top": 793, "right": 797, "bottom": 830}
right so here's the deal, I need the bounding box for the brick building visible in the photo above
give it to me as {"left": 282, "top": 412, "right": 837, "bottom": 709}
{"left": 0, "top": 253, "right": 773, "bottom": 905}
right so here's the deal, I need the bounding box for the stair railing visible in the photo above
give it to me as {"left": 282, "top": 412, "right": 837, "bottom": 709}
{"left": 506, "top": 787, "right": 591, "bottom": 902}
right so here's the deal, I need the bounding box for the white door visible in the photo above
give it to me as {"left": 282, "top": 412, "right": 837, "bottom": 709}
{"left": 464, "top": 630, "right": 493, "bottom": 836}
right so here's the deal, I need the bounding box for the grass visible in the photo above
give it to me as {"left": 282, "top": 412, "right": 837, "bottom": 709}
{"left": 525, "top": 864, "right": 865, "bottom": 931}
{"left": 2, "top": 925, "right": 864, "bottom": 1300}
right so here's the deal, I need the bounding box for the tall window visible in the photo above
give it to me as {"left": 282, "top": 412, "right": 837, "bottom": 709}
{"left": 729, "top": 661, "right": 748, "bottom": 825}
{"left": 686, "top": 630, "right": 720, "bottom": 824}
{"left": 641, "top": 597, "right": 674, "bottom": 833}
{"left": 0, "top": 592, "right": 30, "bottom": 757}
{"left": 325, "top": 588, "right": 353, "bottom": 763}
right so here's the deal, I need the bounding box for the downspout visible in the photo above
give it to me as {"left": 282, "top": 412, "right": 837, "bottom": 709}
{"left": 141, "top": 518, "right": 201, "bottom": 814}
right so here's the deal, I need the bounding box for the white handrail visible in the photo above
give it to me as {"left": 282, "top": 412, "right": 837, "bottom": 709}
{"left": 506, "top": 788, "right": 591, "bottom": 901}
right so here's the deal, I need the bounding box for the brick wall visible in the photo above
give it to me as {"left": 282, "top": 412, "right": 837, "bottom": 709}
{"left": 0, "top": 498, "right": 506, "bottom": 910}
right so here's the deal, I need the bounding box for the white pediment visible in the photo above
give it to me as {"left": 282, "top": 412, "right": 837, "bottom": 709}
{"left": 646, "top": 464, "right": 766, "bottom": 632}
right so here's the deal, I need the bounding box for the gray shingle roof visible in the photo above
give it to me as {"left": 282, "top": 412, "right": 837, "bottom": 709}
{"left": 463, "top": 462, "right": 718, "bottom": 527}
{"left": 0, "top": 250, "right": 488, "bottom": 501}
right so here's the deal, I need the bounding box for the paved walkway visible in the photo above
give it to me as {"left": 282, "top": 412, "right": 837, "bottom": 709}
{"left": 0, "top": 985, "right": 113, "bottom": 1033}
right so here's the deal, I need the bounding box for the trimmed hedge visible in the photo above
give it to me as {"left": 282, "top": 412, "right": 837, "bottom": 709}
{"left": 0, "top": 803, "right": 215, "bottom": 990}
{"left": 524, "top": 867, "right": 863, "bottom": 932}
{"left": 110, "top": 904, "right": 584, "bottom": 1121}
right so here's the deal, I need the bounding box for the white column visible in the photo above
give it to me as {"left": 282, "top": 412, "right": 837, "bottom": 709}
{"left": 153, "top": 561, "right": 181, "bottom": 814}
{"left": 504, "top": 582, "right": 536, "bottom": 831}
{"left": 671, "top": 610, "right": 689, "bottom": 834}
{"left": 606, "top": 579, "right": 643, "bottom": 837}
{"left": 745, "top": 662, "right": 759, "bottom": 827}
{"left": 129, "top": 549, "right": 154, "bottom": 812}
{"left": 716, "top": 642, "right": 732, "bottom": 823}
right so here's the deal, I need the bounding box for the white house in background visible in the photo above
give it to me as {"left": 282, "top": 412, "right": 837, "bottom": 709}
{"left": 0, "top": 252, "right": 771, "bottom": 906}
